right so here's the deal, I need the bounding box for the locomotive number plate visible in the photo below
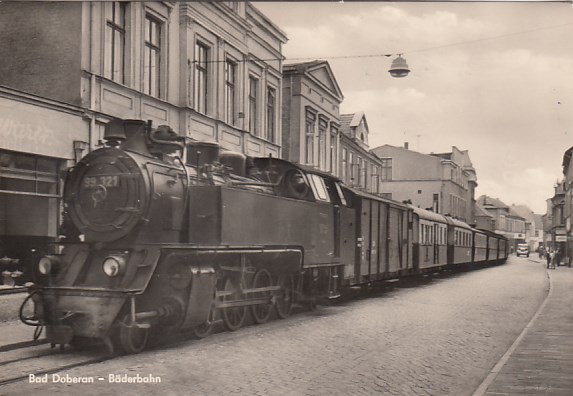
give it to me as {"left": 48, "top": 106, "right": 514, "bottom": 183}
{"left": 83, "top": 175, "right": 119, "bottom": 189}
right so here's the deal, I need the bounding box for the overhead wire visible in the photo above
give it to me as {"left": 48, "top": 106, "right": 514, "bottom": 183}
{"left": 194, "top": 21, "right": 573, "bottom": 63}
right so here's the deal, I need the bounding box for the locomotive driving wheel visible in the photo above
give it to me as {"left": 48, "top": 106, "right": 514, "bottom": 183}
{"left": 275, "top": 273, "right": 295, "bottom": 319}
{"left": 251, "top": 269, "right": 273, "bottom": 324}
{"left": 192, "top": 321, "right": 213, "bottom": 339}
{"left": 221, "top": 277, "right": 247, "bottom": 331}
{"left": 117, "top": 314, "right": 149, "bottom": 354}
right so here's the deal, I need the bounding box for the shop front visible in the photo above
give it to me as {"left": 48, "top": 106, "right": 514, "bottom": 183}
{"left": 0, "top": 88, "right": 88, "bottom": 285}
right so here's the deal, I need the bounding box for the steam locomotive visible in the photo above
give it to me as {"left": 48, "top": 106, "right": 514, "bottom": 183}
{"left": 20, "top": 118, "right": 508, "bottom": 354}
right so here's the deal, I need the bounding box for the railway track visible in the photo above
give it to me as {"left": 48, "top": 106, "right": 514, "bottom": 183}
{"left": 0, "top": 338, "right": 112, "bottom": 386}
{"left": 0, "top": 287, "right": 26, "bottom": 296}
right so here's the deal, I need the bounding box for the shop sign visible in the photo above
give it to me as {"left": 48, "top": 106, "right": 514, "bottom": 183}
{"left": 556, "top": 235, "right": 567, "bottom": 242}
{"left": 0, "top": 95, "right": 87, "bottom": 159}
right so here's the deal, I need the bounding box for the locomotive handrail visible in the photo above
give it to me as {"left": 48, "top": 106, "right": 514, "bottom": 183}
{"left": 230, "top": 181, "right": 278, "bottom": 187}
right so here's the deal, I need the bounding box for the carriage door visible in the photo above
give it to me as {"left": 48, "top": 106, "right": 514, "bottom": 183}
{"left": 387, "top": 207, "right": 402, "bottom": 273}
{"left": 433, "top": 224, "right": 440, "bottom": 265}
{"left": 369, "top": 202, "right": 380, "bottom": 280}
{"left": 359, "top": 199, "right": 373, "bottom": 282}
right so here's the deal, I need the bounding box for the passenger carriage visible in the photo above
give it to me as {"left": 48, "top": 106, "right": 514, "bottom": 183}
{"left": 472, "top": 229, "right": 489, "bottom": 265}
{"left": 449, "top": 218, "right": 473, "bottom": 265}
{"left": 411, "top": 207, "right": 449, "bottom": 271}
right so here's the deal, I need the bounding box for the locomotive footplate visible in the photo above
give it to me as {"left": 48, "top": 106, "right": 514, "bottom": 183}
{"left": 28, "top": 287, "right": 130, "bottom": 342}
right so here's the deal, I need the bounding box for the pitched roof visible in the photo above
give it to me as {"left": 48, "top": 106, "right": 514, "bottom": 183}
{"left": 283, "top": 60, "right": 324, "bottom": 73}
{"left": 339, "top": 112, "right": 366, "bottom": 137}
{"left": 475, "top": 203, "right": 494, "bottom": 218}
{"left": 510, "top": 205, "right": 535, "bottom": 222}
{"left": 283, "top": 60, "right": 344, "bottom": 100}
{"left": 477, "top": 195, "right": 509, "bottom": 209}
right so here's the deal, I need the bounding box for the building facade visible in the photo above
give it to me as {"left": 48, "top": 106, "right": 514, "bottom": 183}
{"left": 371, "top": 144, "right": 477, "bottom": 224}
{"left": 281, "top": 62, "right": 386, "bottom": 196}
{"left": 559, "top": 147, "right": 573, "bottom": 263}
{"left": 0, "top": 1, "right": 286, "bottom": 156}
{"left": 510, "top": 204, "right": 543, "bottom": 252}
{"left": 477, "top": 195, "right": 527, "bottom": 250}
{"left": 338, "top": 112, "right": 385, "bottom": 194}
{"left": 0, "top": 1, "right": 286, "bottom": 282}
{"left": 281, "top": 61, "right": 343, "bottom": 173}
{"left": 475, "top": 203, "right": 495, "bottom": 231}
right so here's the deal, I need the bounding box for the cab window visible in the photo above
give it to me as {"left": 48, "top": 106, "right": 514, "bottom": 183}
{"left": 308, "top": 174, "right": 330, "bottom": 202}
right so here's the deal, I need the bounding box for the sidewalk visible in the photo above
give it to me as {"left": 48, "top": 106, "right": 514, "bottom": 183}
{"left": 475, "top": 258, "right": 573, "bottom": 395}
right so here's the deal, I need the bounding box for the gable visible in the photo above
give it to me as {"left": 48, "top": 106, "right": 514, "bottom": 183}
{"left": 309, "top": 68, "right": 338, "bottom": 94}
{"left": 306, "top": 63, "right": 344, "bottom": 100}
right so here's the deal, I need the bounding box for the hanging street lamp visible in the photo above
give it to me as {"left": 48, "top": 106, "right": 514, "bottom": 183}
{"left": 388, "top": 54, "right": 410, "bottom": 78}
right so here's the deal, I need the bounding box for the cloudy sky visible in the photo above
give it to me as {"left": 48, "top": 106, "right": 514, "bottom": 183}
{"left": 256, "top": 1, "right": 573, "bottom": 214}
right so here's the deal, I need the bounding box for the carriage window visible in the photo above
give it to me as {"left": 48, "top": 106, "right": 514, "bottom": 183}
{"left": 308, "top": 174, "right": 330, "bottom": 202}
{"left": 334, "top": 182, "right": 347, "bottom": 206}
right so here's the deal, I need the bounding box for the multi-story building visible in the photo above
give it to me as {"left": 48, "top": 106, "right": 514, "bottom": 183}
{"left": 0, "top": 2, "right": 286, "bottom": 156}
{"left": 281, "top": 61, "right": 385, "bottom": 195}
{"left": 475, "top": 203, "right": 495, "bottom": 231}
{"left": 371, "top": 144, "right": 477, "bottom": 224}
{"left": 560, "top": 146, "right": 573, "bottom": 263}
{"left": 550, "top": 181, "right": 566, "bottom": 256}
{"left": 477, "top": 195, "right": 527, "bottom": 250}
{"left": 281, "top": 61, "right": 343, "bottom": 173}
{"left": 339, "top": 112, "right": 386, "bottom": 194}
{"left": 510, "top": 204, "right": 543, "bottom": 252}
{"left": 0, "top": 1, "right": 286, "bottom": 281}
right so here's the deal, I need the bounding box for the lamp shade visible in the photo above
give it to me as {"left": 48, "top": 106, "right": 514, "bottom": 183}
{"left": 389, "top": 55, "right": 410, "bottom": 78}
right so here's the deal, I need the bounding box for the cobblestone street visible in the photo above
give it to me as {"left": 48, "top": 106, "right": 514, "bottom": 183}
{"left": 0, "top": 257, "right": 548, "bottom": 395}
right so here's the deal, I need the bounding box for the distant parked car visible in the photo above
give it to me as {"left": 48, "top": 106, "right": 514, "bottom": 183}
{"left": 516, "top": 244, "right": 530, "bottom": 257}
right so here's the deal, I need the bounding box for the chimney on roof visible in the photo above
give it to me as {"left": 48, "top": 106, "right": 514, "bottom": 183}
{"left": 404, "top": 142, "right": 409, "bottom": 149}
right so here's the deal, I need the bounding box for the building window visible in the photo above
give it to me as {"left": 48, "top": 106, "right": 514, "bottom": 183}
{"left": 357, "top": 157, "right": 366, "bottom": 188}
{"left": 380, "top": 158, "right": 392, "bottom": 181}
{"left": 318, "top": 117, "right": 327, "bottom": 170}
{"left": 248, "top": 76, "right": 258, "bottom": 135}
{"left": 329, "top": 125, "right": 338, "bottom": 174}
{"left": 266, "top": 86, "right": 276, "bottom": 142}
{"left": 349, "top": 152, "right": 355, "bottom": 184}
{"left": 372, "top": 166, "right": 380, "bottom": 193}
{"left": 305, "top": 110, "right": 316, "bottom": 165}
{"left": 143, "top": 15, "right": 161, "bottom": 97}
{"left": 433, "top": 193, "right": 439, "bottom": 212}
{"left": 194, "top": 42, "right": 209, "bottom": 114}
{"left": 225, "top": 59, "right": 237, "bottom": 125}
{"left": 0, "top": 151, "right": 60, "bottom": 197}
{"left": 104, "top": 2, "right": 126, "bottom": 84}
{"left": 341, "top": 148, "right": 347, "bottom": 182}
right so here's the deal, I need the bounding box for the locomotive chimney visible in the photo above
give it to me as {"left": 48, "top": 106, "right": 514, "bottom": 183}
{"left": 103, "top": 119, "right": 127, "bottom": 147}
{"left": 121, "top": 119, "right": 152, "bottom": 156}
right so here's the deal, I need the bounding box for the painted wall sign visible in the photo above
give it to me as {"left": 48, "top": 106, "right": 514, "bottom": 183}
{"left": 0, "top": 96, "right": 87, "bottom": 159}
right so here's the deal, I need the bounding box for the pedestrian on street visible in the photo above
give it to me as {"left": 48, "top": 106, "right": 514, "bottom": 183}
{"left": 546, "top": 249, "right": 553, "bottom": 269}
{"left": 555, "top": 248, "right": 562, "bottom": 267}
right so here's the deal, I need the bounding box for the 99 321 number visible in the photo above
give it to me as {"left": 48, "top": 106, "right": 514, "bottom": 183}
{"left": 83, "top": 175, "right": 119, "bottom": 189}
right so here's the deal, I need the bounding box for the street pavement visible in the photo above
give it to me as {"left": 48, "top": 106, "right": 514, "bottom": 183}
{"left": 475, "top": 257, "right": 573, "bottom": 395}
{"left": 0, "top": 256, "right": 557, "bottom": 395}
